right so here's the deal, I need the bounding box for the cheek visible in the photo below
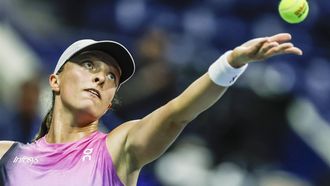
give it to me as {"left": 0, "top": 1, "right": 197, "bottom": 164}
{"left": 103, "top": 89, "right": 116, "bottom": 105}
{"left": 61, "top": 70, "right": 88, "bottom": 99}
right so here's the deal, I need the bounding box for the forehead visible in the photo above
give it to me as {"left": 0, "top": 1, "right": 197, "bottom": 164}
{"left": 71, "top": 50, "right": 121, "bottom": 73}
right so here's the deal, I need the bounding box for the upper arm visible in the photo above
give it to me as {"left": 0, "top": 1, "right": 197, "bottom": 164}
{"left": 126, "top": 102, "right": 184, "bottom": 165}
{"left": 105, "top": 106, "right": 197, "bottom": 183}
{"left": 0, "top": 141, "right": 15, "bottom": 159}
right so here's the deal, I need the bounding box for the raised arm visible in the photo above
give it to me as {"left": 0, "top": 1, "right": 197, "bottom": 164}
{"left": 122, "top": 33, "right": 302, "bottom": 169}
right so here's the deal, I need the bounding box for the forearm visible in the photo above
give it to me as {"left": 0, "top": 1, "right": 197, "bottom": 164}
{"left": 169, "top": 50, "right": 247, "bottom": 125}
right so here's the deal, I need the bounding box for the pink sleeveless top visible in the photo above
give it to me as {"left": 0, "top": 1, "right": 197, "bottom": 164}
{"left": 0, "top": 131, "right": 124, "bottom": 186}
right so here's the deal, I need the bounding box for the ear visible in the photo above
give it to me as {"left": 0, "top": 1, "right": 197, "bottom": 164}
{"left": 49, "top": 74, "right": 60, "bottom": 92}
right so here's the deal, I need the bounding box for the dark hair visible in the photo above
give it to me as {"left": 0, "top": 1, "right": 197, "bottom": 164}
{"left": 33, "top": 60, "right": 120, "bottom": 141}
{"left": 33, "top": 65, "right": 64, "bottom": 141}
{"left": 34, "top": 92, "right": 55, "bottom": 140}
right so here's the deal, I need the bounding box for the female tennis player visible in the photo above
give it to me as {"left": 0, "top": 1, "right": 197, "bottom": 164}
{"left": 0, "top": 33, "right": 302, "bottom": 186}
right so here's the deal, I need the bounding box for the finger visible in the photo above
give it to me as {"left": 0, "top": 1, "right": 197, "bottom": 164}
{"left": 268, "top": 33, "right": 292, "bottom": 44}
{"left": 265, "top": 43, "right": 302, "bottom": 56}
{"left": 248, "top": 38, "right": 269, "bottom": 54}
{"left": 264, "top": 43, "right": 293, "bottom": 56}
{"left": 284, "top": 47, "right": 303, "bottom": 55}
{"left": 242, "top": 37, "right": 268, "bottom": 47}
{"left": 260, "top": 42, "right": 279, "bottom": 54}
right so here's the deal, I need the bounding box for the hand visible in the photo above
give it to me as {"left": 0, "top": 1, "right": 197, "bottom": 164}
{"left": 227, "top": 33, "right": 303, "bottom": 68}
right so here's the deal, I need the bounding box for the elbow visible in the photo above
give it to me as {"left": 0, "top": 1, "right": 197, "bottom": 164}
{"left": 167, "top": 99, "right": 197, "bottom": 127}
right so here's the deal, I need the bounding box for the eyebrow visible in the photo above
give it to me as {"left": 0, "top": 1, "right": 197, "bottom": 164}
{"left": 72, "top": 53, "right": 122, "bottom": 86}
{"left": 71, "top": 52, "right": 122, "bottom": 74}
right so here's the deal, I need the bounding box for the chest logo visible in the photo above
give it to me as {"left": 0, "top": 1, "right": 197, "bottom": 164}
{"left": 13, "top": 156, "right": 38, "bottom": 165}
{"left": 82, "top": 148, "right": 93, "bottom": 161}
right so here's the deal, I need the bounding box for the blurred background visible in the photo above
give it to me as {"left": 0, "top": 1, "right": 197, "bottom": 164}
{"left": 1, "top": 0, "right": 330, "bottom": 185}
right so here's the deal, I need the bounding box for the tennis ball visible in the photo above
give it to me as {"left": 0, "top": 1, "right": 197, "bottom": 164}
{"left": 278, "top": 0, "right": 309, "bottom": 24}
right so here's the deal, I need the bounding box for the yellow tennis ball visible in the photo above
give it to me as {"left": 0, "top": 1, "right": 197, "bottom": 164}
{"left": 278, "top": 0, "right": 309, "bottom": 24}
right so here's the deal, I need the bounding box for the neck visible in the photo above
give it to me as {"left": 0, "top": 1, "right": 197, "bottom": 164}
{"left": 46, "top": 101, "right": 99, "bottom": 144}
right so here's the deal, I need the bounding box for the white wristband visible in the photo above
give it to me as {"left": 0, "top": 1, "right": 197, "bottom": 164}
{"left": 208, "top": 50, "right": 248, "bottom": 87}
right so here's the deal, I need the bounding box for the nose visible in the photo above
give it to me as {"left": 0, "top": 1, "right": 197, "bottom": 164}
{"left": 93, "top": 72, "right": 106, "bottom": 85}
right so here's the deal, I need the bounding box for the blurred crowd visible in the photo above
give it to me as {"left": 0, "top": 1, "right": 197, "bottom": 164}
{"left": 1, "top": 0, "right": 330, "bottom": 185}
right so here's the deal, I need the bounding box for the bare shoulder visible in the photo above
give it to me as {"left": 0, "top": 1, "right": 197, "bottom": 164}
{"left": 106, "top": 120, "right": 140, "bottom": 156}
{"left": 0, "top": 141, "right": 15, "bottom": 159}
{"left": 108, "top": 120, "right": 140, "bottom": 137}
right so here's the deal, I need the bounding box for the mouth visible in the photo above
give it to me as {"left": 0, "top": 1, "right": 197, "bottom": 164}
{"left": 85, "top": 88, "right": 101, "bottom": 99}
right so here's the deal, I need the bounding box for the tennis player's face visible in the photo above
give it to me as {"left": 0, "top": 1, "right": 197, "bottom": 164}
{"left": 57, "top": 51, "right": 121, "bottom": 122}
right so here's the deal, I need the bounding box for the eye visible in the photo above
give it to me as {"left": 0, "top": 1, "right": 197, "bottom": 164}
{"left": 82, "top": 61, "right": 94, "bottom": 70}
{"left": 107, "top": 73, "right": 116, "bottom": 81}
